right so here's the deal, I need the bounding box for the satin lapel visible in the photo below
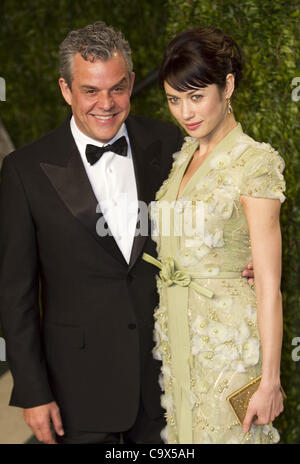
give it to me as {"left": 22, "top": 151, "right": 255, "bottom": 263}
{"left": 40, "top": 144, "right": 128, "bottom": 267}
{"left": 126, "top": 117, "right": 163, "bottom": 270}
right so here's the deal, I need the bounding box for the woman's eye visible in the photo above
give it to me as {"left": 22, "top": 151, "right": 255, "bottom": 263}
{"left": 191, "top": 94, "right": 203, "bottom": 101}
{"left": 168, "top": 97, "right": 179, "bottom": 104}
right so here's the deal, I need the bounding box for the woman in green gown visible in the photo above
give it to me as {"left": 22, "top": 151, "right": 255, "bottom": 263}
{"left": 143, "top": 27, "right": 285, "bottom": 444}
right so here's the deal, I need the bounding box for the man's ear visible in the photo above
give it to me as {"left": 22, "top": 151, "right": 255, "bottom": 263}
{"left": 58, "top": 77, "right": 72, "bottom": 106}
{"left": 129, "top": 72, "right": 135, "bottom": 96}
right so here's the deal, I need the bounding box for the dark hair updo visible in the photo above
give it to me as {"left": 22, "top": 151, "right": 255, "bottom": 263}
{"left": 159, "top": 26, "right": 243, "bottom": 94}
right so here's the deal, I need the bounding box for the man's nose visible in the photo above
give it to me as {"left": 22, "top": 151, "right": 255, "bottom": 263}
{"left": 97, "top": 93, "right": 114, "bottom": 111}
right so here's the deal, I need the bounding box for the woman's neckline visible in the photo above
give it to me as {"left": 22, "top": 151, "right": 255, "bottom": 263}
{"left": 176, "top": 121, "right": 240, "bottom": 201}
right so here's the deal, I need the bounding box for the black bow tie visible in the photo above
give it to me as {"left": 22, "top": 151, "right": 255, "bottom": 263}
{"left": 85, "top": 136, "right": 128, "bottom": 165}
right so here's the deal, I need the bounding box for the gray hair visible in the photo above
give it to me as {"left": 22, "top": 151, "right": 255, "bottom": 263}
{"left": 59, "top": 21, "right": 133, "bottom": 87}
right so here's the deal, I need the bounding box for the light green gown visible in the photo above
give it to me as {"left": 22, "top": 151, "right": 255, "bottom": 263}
{"left": 147, "top": 123, "right": 286, "bottom": 444}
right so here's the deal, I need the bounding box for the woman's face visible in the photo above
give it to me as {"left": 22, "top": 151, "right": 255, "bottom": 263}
{"left": 164, "top": 80, "right": 230, "bottom": 140}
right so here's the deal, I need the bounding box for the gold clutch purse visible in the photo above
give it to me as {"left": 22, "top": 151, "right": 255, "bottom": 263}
{"left": 226, "top": 375, "right": 287, "bottom": 425}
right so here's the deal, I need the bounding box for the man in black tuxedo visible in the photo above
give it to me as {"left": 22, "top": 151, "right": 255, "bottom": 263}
{"left": 0, "top": 21, "right": 254, "bottom": 444}
{"left": 0, "top": 21, "right": 184, "bottom": 444}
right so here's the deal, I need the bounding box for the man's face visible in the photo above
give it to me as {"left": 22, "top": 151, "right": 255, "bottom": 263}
{"left": 59, "top": 52, "right": 135, "bottom": 143}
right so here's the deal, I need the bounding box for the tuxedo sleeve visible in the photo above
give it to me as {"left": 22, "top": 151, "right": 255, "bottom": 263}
{"left": 0, "top": 155, "right": 54, "bottom": 408}
{"left": 175, "top": 126, "right": 184, "bottom": 152}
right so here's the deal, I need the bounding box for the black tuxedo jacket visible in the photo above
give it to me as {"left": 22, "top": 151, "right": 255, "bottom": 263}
{"left": 0, "top": 114, "right": 183, "bottom": 431}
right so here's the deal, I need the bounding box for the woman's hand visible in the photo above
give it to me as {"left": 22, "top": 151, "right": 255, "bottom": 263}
{"left": 242, "top": 384, "right": 284, "bottom": 433}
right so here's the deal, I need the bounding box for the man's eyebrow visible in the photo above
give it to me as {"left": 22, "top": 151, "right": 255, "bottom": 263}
{"left": 110, "top": 77, "right": 128, "bottom": 89}
{"left": 80, "top": 85, "right": 99, "bottom": 90}
{"left": 79, "top": 77, "right": 128, "bottom": 92}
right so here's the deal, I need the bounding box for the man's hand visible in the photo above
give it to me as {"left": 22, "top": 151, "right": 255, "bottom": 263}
{"left": 23, "top": 401, "right": 64, "bottom": 444}
{"left": 242, "top": 261, "right": 254, "bottom": 286}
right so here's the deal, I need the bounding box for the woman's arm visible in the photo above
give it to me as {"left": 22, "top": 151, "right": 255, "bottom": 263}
{"left": 240, "top": 195, "right": 284, "bottom": 434}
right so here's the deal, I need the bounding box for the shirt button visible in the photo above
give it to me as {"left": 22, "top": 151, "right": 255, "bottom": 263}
{"left": 128, "top": 323, "right": 136, "bottom": 330}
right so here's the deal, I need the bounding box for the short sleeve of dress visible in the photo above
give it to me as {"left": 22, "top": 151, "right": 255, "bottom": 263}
{"left": 239, "top": 145, "right": 286, "bottom": 203}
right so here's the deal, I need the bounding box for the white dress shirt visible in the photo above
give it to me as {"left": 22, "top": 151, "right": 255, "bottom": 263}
{"left": 70, "top": 116, "right": 138, "bottom": 264}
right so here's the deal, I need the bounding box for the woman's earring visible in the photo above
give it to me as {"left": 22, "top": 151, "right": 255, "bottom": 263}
{"left": 227, "top": 98, "right": 233, "bottom": 114}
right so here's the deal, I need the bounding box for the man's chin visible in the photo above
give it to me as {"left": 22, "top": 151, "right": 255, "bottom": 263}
{"left": 83, "top": 125, "right": 121, "bottom": 143}
{"left": 89, "top": 117, "right": 125, "bottom": 143}
{"left": 91, "top": 130, "right": 120, "bottom": 143}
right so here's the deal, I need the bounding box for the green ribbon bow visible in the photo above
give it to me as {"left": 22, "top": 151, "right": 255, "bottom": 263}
{"left": 142, "top": 253, "right": 214, "bottom": 299}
